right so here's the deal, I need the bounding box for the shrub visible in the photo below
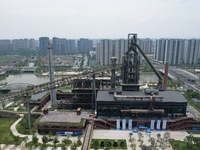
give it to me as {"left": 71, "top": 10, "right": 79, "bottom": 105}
{"left": 113, "top": 141, "right": 118, "bottom": 147}
{"left": 120, "top": 141, "right": 125, "bottom": 147}
{"left": 106, "top": 141, "right": 111, "bottom": 147}
{"left": 100, "top": 141, "right": 104, "bottom": 147}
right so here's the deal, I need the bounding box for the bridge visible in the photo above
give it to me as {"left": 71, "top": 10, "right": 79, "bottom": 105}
{"left": 0, "top": 109, "right": 42, "bottom": 117}
{"left": 158, "top": 69, "right": 176, "bottom": 80}
{"left": 82, "top": 122, "right": 94, "bottom": 150}
{"left": 21, "top": 67, "right": 36, "bottom": 72}
{"left": 171, "top": 68, "right": 199, "bottom": 82}
{"left": 0, "top": 83, "right": 34, "bottom": 91}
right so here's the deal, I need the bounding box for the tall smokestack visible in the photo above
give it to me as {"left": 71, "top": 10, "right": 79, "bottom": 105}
{"left": 47, "top": 41, "right": 57, "bottom": 110}
{"left": 163, "top": 63, "right": 168, "bottom": 90}
{"left": 111, "top": 57, "right": 117, "bottom": 90}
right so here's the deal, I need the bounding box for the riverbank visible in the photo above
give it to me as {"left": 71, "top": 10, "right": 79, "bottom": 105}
{"left": 0, "top": 72, "right": 158, "bottom": 86}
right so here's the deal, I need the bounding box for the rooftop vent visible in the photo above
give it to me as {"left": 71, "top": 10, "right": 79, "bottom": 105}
{"left": 144, "top": 89, "right": 159, "bottom": 95}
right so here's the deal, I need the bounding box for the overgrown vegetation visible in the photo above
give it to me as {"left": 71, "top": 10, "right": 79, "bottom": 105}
{"left": 0, "top": 55, "right": 19, "bottom": 66}
{"left": 170, "top": 134, "right": 200, "bottom": 150}
{"left": 184, "top": 89, "right": 200, "bottom": 112}
{"left": 16, "top": 115, "right": 39, "bottom": 134}
{"left": 0, "top": 118, "right": 24, "bottom": 145}
{"left": 0, "top": 75, "right": 7, "bottom": 81}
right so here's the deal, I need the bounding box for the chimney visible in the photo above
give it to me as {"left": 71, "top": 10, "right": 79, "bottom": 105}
{"left": 163, "top": 63, "right": 168, "bottom": 90}
{"left": 47, "top": 41, "right": 57, "bottom": 110}
{"left": 111, "top": 57, "right": 117, "bottom": 90}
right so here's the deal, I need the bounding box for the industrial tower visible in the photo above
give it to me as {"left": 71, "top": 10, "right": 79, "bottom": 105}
{"left": 47, "top": 41, "right": 57, "bottom": 110}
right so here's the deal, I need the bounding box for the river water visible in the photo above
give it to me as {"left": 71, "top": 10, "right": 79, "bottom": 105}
{"left": 0, "top": 72, "right": 158, "bottom": 85}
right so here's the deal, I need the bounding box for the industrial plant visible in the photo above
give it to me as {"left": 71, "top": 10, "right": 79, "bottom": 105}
{"left": 1, "top": 34, "right": 200, "bottom": 149}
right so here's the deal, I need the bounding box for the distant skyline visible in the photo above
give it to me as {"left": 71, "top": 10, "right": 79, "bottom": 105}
{"left": 0, "top": 0, "right": 200, "bottom": 39}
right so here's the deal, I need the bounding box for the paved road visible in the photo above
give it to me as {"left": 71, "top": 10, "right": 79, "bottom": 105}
{"left": 187, "top": 105, "right": 200, "bottom": 118}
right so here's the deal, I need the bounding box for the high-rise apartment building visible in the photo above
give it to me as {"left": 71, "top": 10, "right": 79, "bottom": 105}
{"left": 96, "top": 39, "right": 128, "bottom": 65}
{"left": 183, "top": 39, "right": 200, "bottom": 65}
{"left": 29, "top": 38, "right": 36, "bottom": 50}
{"left": 137, "top": 38, "right": 154, "bottom": 54}
{"left": 113, "top": 39, "right": 128, "bottom": 64}
{"left": 78, "top": 38, "right": 93, "bottom": 53}
{"left": 52, "top": 37, "right": 60, "bottom": 55}
{"left": 52, "top": 37, "right": 76, "bottom": 55}
{"left": 0, "top": 40, "right": 12, "bottom": 51}
{"left": 155, "top": 39, "right": 200, "bottom": 65}
{"left": 96, "top": 38, "right": 155, "bottom": 65}
{"left": 39, "top": 37, "right": 49, "bottom": 56}
{"left": 0, "top": 39, "right": 36, "bottom": 52}
{"left": 66, "top": 40, "right": 76, "bottom": 53}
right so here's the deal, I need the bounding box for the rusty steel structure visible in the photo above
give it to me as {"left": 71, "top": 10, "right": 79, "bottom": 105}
{"left": 122, "top": 34, "right": 163, "bottom": 91}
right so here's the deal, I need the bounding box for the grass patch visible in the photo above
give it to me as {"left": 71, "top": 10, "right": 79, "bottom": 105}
{"left": 187, "top": 130, "right": 200, "bottom": 134}
{"left": 0, "top": 118, "right": 24, "bottom": 145}
{"left": 170, "top": 139, "right": 199, "bottom": 150}
{"left": 91, "top": 139, "right": 127, "bottom": 149}
{"left": 0, "top": 55, "right": 19, "bottom": 66}
{"left": 16, "top": 115, "right": 39, "bottom": 134}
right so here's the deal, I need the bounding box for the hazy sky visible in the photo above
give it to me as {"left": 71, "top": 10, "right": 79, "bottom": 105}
{"left": 0, "top": 0, "right": 200, "bottom": 39}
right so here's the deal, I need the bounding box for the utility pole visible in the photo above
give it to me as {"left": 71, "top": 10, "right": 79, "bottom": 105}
{"left": 92, "top": 74, "right": 97, "bottom": 114}
{"left": 26, "top": 90, "right": 31, "bottom": 129}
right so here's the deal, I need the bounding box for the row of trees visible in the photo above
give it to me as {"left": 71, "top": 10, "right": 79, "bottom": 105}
{"left": 129, "top": 131, "right": 171, "bottom": 150}
{"left": 27, "top": 134, "right": 81, "bottom": 150}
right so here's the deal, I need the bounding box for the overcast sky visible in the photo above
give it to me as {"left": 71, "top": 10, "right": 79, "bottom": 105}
{"left": 0, "top": 0, "right": 200, "bottom": 39}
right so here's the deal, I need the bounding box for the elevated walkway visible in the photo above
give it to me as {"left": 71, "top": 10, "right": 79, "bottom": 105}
{"left": 0, "top": 83, "right": 34, "bottom": 91}
{"left": 0, "top": 109, "right": 41, "bottom": 117}
{"left": 82, "top": 122, "right": 94, "bottom": 150}
{"left": 158, "top": 69, "right": 175, "bottom": 80}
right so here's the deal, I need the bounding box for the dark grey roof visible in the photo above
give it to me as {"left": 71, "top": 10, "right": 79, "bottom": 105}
{"left": 31, "top": 91, "right": 49, "bottom": 100}
{"left": 96, "top": 90, "right": 187, "bottom": 103}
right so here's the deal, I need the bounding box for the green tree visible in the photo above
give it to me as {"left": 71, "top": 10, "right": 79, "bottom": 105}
{"left": 93, "top": 141, "right": 99, "bottom": 150}
{"left": 138, "top": 132, "right": 143, "bottom": 141}
{"left": 184, "top": 134, "right": 194, "bottom": 148}
{"left": 149, "top": 137, "right": 157, "bottom": 148}
{"left": 139, "top": 139, "right": 144, "bottom": 147}
{"left": 42, "top": 135, "right": 48, "bottom": 146}
{"left": 62, "top": 138, "right": 72, "bottom": 147}
{"left": 159, "top": 138, "right": 167, "bottom": 150}
{"left": 129, "top": 133, "right": 133, "bottom": 142}
{"left": 70, "top": 143, "right": 77, "bottom": 150}
{"left": 130, "top": 143, "right": 136, "bottom": 150}
{"left": 53, "top": 136, "right": 59, "bottom": 148}
{"left": 164, "top": 131, "right": 170, "bottom": 143}
{"left": 76, "top": 135, "right": 82, "bottom": 147}
{"left": 193, "top": 137, "right": 200, "bottom": 147}
{"left": 156, "top": 133, "right": 161, "bottom": 142}
{"left": 32, "top": 135, "right": 38, "bottom": 147}
{"left": 61, "top": 142, "right": 67, "bottom": 150}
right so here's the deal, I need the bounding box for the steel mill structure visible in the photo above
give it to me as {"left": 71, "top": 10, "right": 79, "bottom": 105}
{"left": 0, "top": 34, "right": 200, "bottom": 140}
